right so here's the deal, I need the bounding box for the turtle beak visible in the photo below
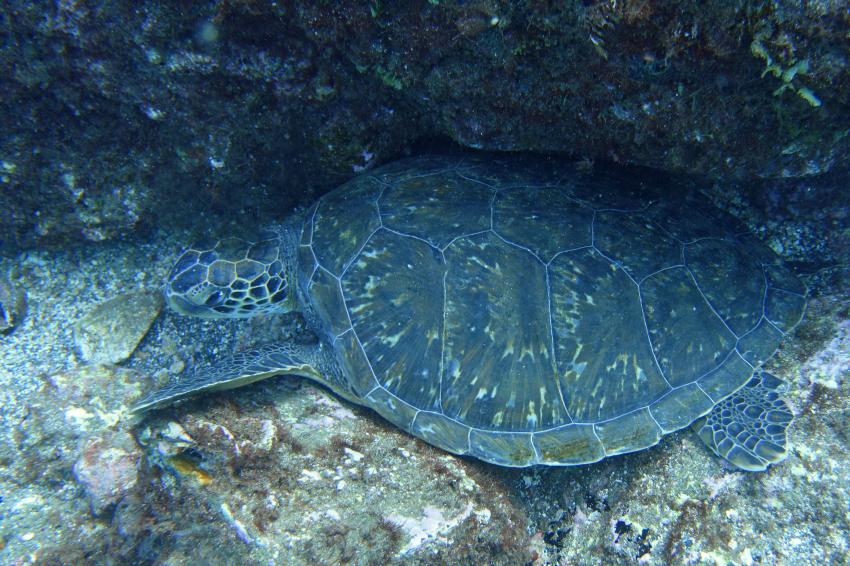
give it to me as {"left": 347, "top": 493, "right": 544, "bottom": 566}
{"left": 166, "top": 293, "right": 210, "bottom": 317}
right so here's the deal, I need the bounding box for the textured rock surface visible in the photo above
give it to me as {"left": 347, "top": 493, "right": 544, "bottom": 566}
{"left": 132, "top": 383, "right": 531, "bottom": 564}
{"left": 1, "top": 1, "right": 848, "bottom": 248}
{"left": 74, "top": 432, "right": 141, "bottom": 516}
{"left": 705, "top": 169, "right": 850, "bottom": 268}
{"left": 74, "top": 290, "right": 163, "bottom": 365}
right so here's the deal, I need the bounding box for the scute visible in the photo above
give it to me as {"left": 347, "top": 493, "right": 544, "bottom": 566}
{"left": 171, "top": 264, "right": 207, "bottom": 294}
{"left": 372, "top": 155, "right": 460, "bottom": 185}
{"left": 533, "top": 424, "right": 605, "bottom": 465}
{"left": 641, "top": 266, "right": 736, "bottom": 386}
{"left": 686, "top": 239, "right": 764, "bottom": 336}
{"left": 442, "top": 232, "right": 564, "bottom": 431}
{"left": 365, "top": 387, "right": 419, "bottom": 432}
{"left": 765, "top": 287, "right": 806, "bottom": 332}
{"left": 737, "top": 319, "right": 784, "bottom": 367}
{"left": 595, "top": 408, "right": 662, "bottom": 456}
{"left": 209, "top": 261, "right": 236, "bottom": 287}
{"left": 493, "top": 187, "right": 592, "bottom": 262}
{"left": 594, "top": 211, "right": 681, "bottom": 280}
{"left": 335, "top": 329, "right": 379, "bottom": 396}
{"left": 469, "top": 429, "right": 536, "bottom": 467}
{"left": 697, "top": 351, "right": 752, "bottom": 402}
{"left": 312, "top": 176, "right": 382, "bottom": 276}
{"left": 342, "top": 230, "right": 445, "bottom": 412}
{"left": 549, "top": 248, "right": 669, "bottom": 422}
{"left": 308, "top": 267, "right": 350, "bottom": 338}
{"left": 646, "top": 190, "right": 747, "bottom": 241}
{"left": 650, "top": 383, "right": 715, "bottom": 432}
{"left": 457, "top": 155, "right": 563, "bottom": 189}
{"left": 380, "top": 175, "right": 492, "bottom": 248}
{"left": 235, "top": 259, "right": 265, "bottom": 281}
{"left": 298, "top": 156, "right": 805, "bottom": 466}
{"left": 411, "top": 412, "right": 470, "bottom": 455}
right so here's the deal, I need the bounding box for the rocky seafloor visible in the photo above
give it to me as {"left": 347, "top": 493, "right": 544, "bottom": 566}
{"left": 0, "top": 163, "right": 847, "bottom": 565}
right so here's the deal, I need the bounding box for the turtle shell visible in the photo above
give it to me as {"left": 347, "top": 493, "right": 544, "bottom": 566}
{"left": 295, "top": 156, "right": 806, "bottom": 467}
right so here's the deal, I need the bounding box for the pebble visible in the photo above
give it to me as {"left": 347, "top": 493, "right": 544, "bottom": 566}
{"left": 168, "top": 358, "right": 186, "bottom": 374}
{"left": 0, "top": 274, "right": 26, "bottom": 333}
{"left": 343, "top": 447, "right": 364, "bottom": 462}
{"left": 299, "top": 469, "right": 322, "bottom": 482}
{"left": 325, "top": 509, "right": 341, "bottom": 521}
{"left": 74, "top": 289, "right": 163, "bottom": 365}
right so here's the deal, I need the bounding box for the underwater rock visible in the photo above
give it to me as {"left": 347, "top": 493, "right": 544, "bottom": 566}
{"left": 139, "top": 420, "right": 196, "bottom": 457}
{"left": 73, "top": 431, "right": 141, "bottom": 516}
{"left": 74, "top": 289, "right": 163, "bottom": 365}
{"left": 801, "top": 319, "right": 849, "bottom": 390}
{"left": 2, "top": 1, "right": 848, "bottom": 248}
{"left": 3, "top": 365, "right": 144, "bottom": 511}
{"left": 128, "top": 382, "right": 533, "bottom": 564}
{"left": 0, "top": 274, "right": 26, "bottom": 333}
{"left": 386, "top": 503, "right": 477, "bottom": 555}
{"left": 50, "top": 366, "right": 145, "bottom": 424}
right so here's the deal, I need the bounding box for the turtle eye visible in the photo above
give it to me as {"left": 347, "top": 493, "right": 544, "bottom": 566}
{"left": 205, "top": 289, "right": 226, "bottom": 307}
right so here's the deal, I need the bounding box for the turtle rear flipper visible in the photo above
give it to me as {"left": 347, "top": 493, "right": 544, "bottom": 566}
{"left": 693, "top": 372, "right": 793, "bottom": 471}
{"left": 131, "top": 342, "right": 350, "bottom": 413}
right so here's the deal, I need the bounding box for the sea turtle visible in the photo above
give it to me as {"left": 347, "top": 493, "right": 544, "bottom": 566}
{"left": 133, "top": 155, "right": 807, "bottom": 471}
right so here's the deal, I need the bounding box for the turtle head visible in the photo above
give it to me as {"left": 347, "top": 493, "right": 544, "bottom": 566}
{"left": 165, "top": 232, "right": 295, "bottom": 319}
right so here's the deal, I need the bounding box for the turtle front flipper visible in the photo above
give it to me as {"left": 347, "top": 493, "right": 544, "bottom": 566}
{"left": 131, "top": 342, "right": 353, "bottom": 413}
{"left": 693, "top": 372, "right": 793, "bottom": 471}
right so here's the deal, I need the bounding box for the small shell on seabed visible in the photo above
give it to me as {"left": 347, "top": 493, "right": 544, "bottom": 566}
{"left": 0, "top": 275, "right": 26, "bottom": 333}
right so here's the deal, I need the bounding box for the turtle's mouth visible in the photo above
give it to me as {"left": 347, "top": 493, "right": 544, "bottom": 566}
{"left": 167, "top": 292, "right": 221, "bottom": 318}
